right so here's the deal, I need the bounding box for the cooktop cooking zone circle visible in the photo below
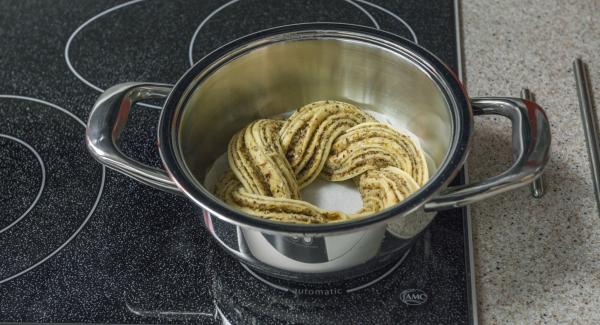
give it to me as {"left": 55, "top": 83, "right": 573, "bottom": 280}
{"left": 64, "top": 0, "right": 416, "bottom": 108}
{"left": 187, "top": 0, "right": 418, "bottom": 66}
{"left": 207, "top": 231, "right": 444, "bottom": 324}
{"left": 0, "top": 134, "right": 45, "bottom": 234}
{"left": 0, "top": 96, "right": 105, "bottom": 284}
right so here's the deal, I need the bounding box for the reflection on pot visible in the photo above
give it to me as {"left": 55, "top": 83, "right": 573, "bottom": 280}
{"left": 208, "top": 232, "right": 432, "bottom": 324}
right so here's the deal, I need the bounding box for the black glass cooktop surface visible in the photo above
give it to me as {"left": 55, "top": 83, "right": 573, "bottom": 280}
{"left": 0, "top": 0, "right": 475, "bottom": 324}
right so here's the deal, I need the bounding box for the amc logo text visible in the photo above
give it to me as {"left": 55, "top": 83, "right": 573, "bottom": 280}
{"left": 399, "top": 289, "right": 428, "bottom": 305}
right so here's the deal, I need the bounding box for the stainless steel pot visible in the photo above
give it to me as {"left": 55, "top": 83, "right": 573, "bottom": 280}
{"left": 86, "top": 23, "right": 550, "bottom": 282}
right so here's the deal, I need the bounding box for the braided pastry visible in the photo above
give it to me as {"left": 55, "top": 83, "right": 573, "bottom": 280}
{"left": 228, "top": 119, "right": 299, "bottom": 199}
{"left": 323, "top": 122, "right": 429, "bottom": 186}
{"left": 279, "top": 100, "right": 374, "bottom": 188}
{"left": 215, "top": 100, "right": 429, "bottom": 224}
{"left": 356, "top": 167, "right": 421, "bottom": 214}
{"left": 216, "top": 172, "right": 349, "bottom": 224}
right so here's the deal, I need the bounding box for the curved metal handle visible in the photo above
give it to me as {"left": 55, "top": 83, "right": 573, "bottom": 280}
{"left": 424, "top": 97, "right": 551, "bottom": 211}
{"left": 86, "top": 82, "right": 180, "bottom": 194}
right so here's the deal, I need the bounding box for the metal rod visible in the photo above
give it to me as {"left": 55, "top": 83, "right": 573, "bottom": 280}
{"left": 521, "top": 88, "right": 545, "bottom": 198}
{"left": 574, "top": 58, "right": 600, "bottom": 211}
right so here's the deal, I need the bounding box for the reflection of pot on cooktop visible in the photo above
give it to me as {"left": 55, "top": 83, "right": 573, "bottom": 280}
{"left": 209, "top": 231, "right": 468, "bottom": 324}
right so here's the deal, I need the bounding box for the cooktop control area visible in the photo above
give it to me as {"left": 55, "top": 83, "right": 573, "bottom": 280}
{"left": 0, "top": 0, "right": 474, "bottom": 324}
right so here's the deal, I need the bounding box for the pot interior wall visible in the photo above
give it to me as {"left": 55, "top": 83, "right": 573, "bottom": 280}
{"left": 177, "top": 37, "right": 453, "bottom": 189}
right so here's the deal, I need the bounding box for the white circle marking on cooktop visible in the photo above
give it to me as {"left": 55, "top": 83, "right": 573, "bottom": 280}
{"left": 187, "top": 0, "right": 419, "bottom": 66}
{"left": 187, "top": 0, "right": 380, "bottom": 66}
{"left": 345, "top": 0, "right": 380, "bottom": 28}
{"left": 187, "top": 0, "right": 239, "bottom": 66}
{"left": 352, "top": 0, "right": 418, "bottom": 43}
{"left": 187, "top": 0, "right": 389, "bottom": 66}
{"left": 0, "top": 95, "right": 106, "bottom": 285}
{"left": 0, "top": 134, "right": 46, "bottom": 234}
{"left": 64, "top": 0, "right": 161, "bottom": 110}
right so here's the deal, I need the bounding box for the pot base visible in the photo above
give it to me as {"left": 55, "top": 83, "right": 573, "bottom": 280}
{"left": 240, "top": 246, "right": 412, "bottom": 290}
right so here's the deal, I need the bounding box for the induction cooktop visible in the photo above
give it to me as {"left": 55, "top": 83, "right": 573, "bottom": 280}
{"left": 0, "top": 0, "right": 476, "bottom": 323}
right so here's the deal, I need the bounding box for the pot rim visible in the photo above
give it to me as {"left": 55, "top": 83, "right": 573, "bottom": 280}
{"left": 158, "top": 22, "right": 472, "bottom": 234}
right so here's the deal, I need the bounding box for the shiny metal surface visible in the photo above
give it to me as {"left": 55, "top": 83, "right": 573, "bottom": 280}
{"left": 86, "top": 83, "right": 179, "bottom": 194}
{"left": 86, "top": 23, "right": 552, "bottom": 282}
{"left": 162, "top": 25, "right": 472, "bottom": 236}
{"left": 424, "top": 97, "right": 551, "bottom": 210}
{"left": 521, "top": 88, "right": 545, "bottom": 198}
{"left": 177, "top": 38, "right": 453, "bottom": 181}
{"left": 574, "top": 58, "right": 600, "bottom": 213}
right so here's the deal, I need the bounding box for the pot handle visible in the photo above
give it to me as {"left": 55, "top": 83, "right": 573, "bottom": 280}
{"left": 86, "top": 82, "right": 180, "bottom": 194}
{"left": 424, "top": 97, "right": 551, "bottom": 211}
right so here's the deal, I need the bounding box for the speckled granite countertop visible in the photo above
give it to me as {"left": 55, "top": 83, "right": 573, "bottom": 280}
{"left": 462, "top": 1, "right": 600, "bottom": 324}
